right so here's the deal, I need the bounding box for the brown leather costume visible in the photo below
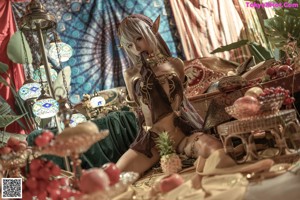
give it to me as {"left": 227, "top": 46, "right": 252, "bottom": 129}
{"left": 130, "top": 55, "right": 202, "bottom": 157}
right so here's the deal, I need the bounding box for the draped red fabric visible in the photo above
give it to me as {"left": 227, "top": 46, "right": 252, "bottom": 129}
{"left": 0, "top": 0, "right": 26, "bottom": 133}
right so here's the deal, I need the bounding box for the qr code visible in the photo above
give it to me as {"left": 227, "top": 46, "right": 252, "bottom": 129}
{"left": 1, "top": 178, "right": 22, "bottom": 199}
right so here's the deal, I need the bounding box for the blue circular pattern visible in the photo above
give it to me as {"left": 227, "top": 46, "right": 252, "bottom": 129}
{"left": 15, "top": 0, "right": 183, "bottom": 98}
{"left": 62, "top": 13, "right": 72, "bottom": 21}
{"left": 83, "top": 83, "right": 92, "bottom": 91}
{"left": 71, "top": 2, "right": 81, "bottom": 12}
{"left": 126, "top": 1, "right": 134, "bottom": 9}
{"left": 76, "top": 76, "right": 85, "bottom": 84}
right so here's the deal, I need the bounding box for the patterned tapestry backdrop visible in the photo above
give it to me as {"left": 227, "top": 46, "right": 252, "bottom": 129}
{"left": 12, "top": 0, "right": 184, "bottom": 101}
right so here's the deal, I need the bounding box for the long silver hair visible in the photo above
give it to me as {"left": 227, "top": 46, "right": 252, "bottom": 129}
{"left": 118, "top": 16, "right": 171, "bottom": 67}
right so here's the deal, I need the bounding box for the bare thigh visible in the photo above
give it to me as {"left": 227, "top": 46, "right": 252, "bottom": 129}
{"left": 116, "top": 148, "right": 160, "bottom": 175}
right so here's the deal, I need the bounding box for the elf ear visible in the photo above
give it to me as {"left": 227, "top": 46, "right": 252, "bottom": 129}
{"left": 152, "top": 15, "right": 160, "bottom": 34}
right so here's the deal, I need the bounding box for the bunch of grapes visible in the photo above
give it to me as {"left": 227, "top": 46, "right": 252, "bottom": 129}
{"left": 34, "top": 130, "right": 55, "bottom": 147}
{"left": 22, "top": 158, "right": 82, "bottom": 200}
{"left": 0, "top": 137, "right": 28, "bottom": 155}
{"left": 257, "top": 86, "right": 295, "bottom": 106}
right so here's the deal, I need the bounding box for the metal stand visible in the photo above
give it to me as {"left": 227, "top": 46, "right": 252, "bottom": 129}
{"left": 19, "top": 0, "right": 70, "bottom": 172}
{"left": 217, "top": 109, "right": 300, "bottom": 163}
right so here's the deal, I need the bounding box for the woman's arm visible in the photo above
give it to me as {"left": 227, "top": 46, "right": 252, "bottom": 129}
{"left": 169, "top": 57, "right": 185, "bottom": 83}
{"left": 123, "top": 67, "right": 138, "bottom": 102}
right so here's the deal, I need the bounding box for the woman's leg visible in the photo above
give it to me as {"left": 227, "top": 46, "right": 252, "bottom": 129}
{"left": 177, "top": 132, "right": 223, "bottom": 159}
{"left": 116, "top": 148, "right": 160, "bottom": 175}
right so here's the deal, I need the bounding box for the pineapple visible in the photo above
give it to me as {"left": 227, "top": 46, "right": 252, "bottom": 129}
{"left": 156, "top": 131, "right": 182, "bottom": 174}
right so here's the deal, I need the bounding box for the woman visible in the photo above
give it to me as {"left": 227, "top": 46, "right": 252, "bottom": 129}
{"left": 116, "top": 14, "right": 223, "bottom": 175}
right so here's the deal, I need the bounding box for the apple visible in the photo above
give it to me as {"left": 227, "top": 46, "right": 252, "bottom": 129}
{"left": 102, "top": 162, "right": 121, "bottom": 186}
{"left": 159, "top": 173, "right": 184, "bottom": 193}
{"left": 79, "top": 168, "right": 110, "bottom": 194}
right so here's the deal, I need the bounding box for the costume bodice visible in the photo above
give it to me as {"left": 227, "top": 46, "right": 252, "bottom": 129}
{"left": 133, "top": 55, "right": 184, "bottom": 124}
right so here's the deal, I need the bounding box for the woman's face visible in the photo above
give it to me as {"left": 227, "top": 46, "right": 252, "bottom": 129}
{"left": 125, "top": 35, "right": 153, "bottom": 56}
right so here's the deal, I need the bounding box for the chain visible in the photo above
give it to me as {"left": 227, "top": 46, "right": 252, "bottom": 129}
{"left": 29, "top": 22, "right": 45, "bottom": 93}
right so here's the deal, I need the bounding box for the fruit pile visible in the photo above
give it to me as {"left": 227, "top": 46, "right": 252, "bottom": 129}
{"left": 244, "top": 58, "right": 296, "bottom": 88}
{"left": 21, "top": 158, "right": 122, "bottom": 199}
{"left": 22, "top": 158, "right": 81, "bottom": 200}
{"left": 227, "top": 86, "right": 295, "bottom": 120}
{"left": 265, "top": 64, "right": 294, "bottom": 80}
{"left": 34, "top": 130, "right": 55, "bottom": 147}
{"left": 0, "top": 137, "right": 28, "bottom": 155}
{"left": 256, "top": 86, "right": 295, "bottom": 106}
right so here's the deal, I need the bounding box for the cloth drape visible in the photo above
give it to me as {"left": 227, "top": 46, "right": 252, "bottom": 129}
{"left": 83, "top": 111, "right": 138, "bottom": 168}
{"left": 169, "top": 0, "right": 255, "bottom": 63}
{"left": 27, "top": 111, "right": 138, "bottom": 169}
{"left": 0, "top": 0, "right": 25, "bottom": 133}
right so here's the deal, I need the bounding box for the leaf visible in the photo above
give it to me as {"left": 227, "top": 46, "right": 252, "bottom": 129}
{"left": 210, "top": 40, "right": 249, "bottom": 54}
{"left": 0, "top": 102, "right": 11, "bottom": 115}
{"left": 264, "top": 15, "right": 300, "bottom": 49}
{"left": 248, "top": 42, "right": 273, "bottom": 63}
{"left": 0, "top": 62, "right": 8, "bottom": 73}
{"left": 0, "top": 114, "right": 26, "bottom": 128}
{"left": 7, "top": 30, "right": 33, "bottom": 64}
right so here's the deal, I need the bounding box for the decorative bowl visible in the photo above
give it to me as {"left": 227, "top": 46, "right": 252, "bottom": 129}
{"left": 225, "top": 105, "right": 258, "bottom": 120}
{"left": 226, "top": 94, "right": 285, "bottom": 120}
{"left": 258, "top": 94, "right": 285, "bottom": 115}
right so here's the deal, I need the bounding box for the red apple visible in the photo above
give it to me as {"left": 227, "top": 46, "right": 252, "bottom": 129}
{"left": 159, "top": 173, "right": 184, "bottom": 193}
{"left": 102, "top": 162, "right": 121, "bottom": 186}
{"left": 79, "top": 168, "right": 110, "bottom": 194}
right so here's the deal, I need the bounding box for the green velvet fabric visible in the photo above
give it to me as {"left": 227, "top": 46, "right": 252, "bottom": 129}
{"left": 83, "top": 111, "right": 138, "bottom": 168}
{"left": 27, "top": 111, "right": 138, "bottom": 169}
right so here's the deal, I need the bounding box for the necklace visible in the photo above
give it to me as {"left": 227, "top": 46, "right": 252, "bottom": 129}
{"left": 146, "top": 53, "right": 168, "bottom": 66}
